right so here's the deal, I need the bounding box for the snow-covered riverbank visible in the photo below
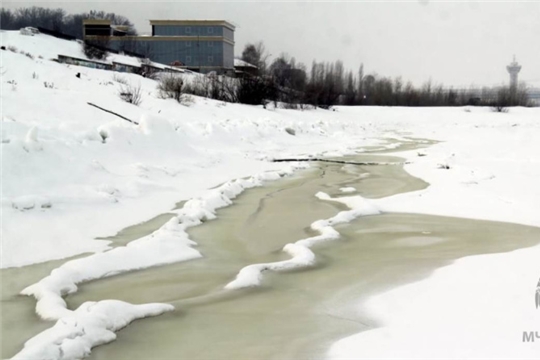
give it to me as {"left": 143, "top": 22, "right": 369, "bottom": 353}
{"left": 3, "top": 30, "right": 540, "bottom": 359}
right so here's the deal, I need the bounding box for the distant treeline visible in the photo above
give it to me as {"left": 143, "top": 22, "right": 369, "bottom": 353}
{"left": 240, "top": 43, "right": 531, "bottom": 109}
{"left": 0, "top": 6, "right": 136, "bottom": 39}
{"left": 2, "top": 6, "right": 531, "bottom": 109}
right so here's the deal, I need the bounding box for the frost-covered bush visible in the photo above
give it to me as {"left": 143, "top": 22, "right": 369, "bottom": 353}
{"left": 157, "top": 74, "right": 184, "bottom": 103}
{"left": 491, "top": 105, "right": 509, "bottom": 113}
{"left": 183, "top": 75, "right": 238, "bottom": 103}
{"left": 182, "top": 76, "right": 208, "bottom": 98}
{"left": 213, "top": 76, "right": 238, "bottom": 103}
{"left": 118, "top": 83, "right": 143, "bottom": 106}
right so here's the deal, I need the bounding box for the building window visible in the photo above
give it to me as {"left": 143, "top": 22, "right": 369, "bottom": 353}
{"left": 185, "top": 27, "right": 191, "bottom": 34}
{"left": 186, "top": 56, "right": 192, "bottom": 63}
{"left": 207, "top": 27, "right": 213, "bottom": 34}
{"left": 208, "top": 41, "right": 213, "bottom": 47}
{"left": 208, "top": 56, "right": 213, "bottom": 63}
{"left": 186, "top": 41, "right": 191, "bottom": 47}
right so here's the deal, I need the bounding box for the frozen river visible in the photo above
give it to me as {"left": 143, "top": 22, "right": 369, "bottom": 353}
{"left": 2, "top": 139, "right": 540, "bottom": 359}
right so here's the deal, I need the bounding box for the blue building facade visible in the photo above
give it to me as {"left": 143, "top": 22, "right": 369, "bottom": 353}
{"left": 85, "top": 20, "right": 235, "bottom": 74}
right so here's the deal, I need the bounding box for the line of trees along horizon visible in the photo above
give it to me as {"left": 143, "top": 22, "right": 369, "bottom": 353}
{"left": 1, "top": 7, "right": 136, "bottom": 39}
{"left": 241, "top": 42, "right": 531, "bottom": 109}
{"left": 2, "top": 6, "right": 532, "bottom": 109}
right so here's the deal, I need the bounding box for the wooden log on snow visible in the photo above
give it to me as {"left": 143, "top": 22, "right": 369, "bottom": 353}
{"left": 272, "top": 158, "right": 407, "bottom": 166}
{"left": 87, "top": 102, "right": 138, "bottom": 125}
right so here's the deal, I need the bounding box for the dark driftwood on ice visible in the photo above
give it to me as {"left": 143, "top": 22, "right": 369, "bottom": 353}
{"left": 272, "top": 158, "right": 407, "bottom": 166}
{"left": 87, "top": 102, "right": 138, "bottom": 124}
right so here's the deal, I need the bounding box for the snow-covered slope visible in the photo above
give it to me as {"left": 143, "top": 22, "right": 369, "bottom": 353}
{"left": 2, "top": 29, "right": 156, "bottom": 68}
{"left": 1, "top": 30, "right": 382, "bottom": 267}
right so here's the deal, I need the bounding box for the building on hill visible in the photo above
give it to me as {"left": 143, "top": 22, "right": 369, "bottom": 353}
{"left": 83, "top": 19, "right": 235, "bottom": 75}
{"left": 233, "top": 58, "right": 258, "bottom": 77}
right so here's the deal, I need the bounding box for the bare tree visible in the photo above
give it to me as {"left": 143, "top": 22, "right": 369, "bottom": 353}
{"left": 0, "top": 6, "right": 137, "bottom": 39}
{"left": 241, "top": 41, "right": 269, "bottom": 75}
{"left": 343, "top": 71, "right": 357, "bottom": 105}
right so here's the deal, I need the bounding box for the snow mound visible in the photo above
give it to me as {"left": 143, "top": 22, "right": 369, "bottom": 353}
{"left": 11, "top": 195, "right": 52, "bottom": 211}
{"left": 138, "top": 114, "right": 175, "bottom": 135}
{"left": 13, "top": 301, "right": 173, "bottom": 360}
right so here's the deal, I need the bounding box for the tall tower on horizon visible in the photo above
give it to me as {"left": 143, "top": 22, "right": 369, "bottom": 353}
{"left": 506, "top": 55, "right": 522, "bottom": 90}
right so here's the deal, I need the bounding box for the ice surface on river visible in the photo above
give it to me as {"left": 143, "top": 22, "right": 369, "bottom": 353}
{"left": 15, "top": 165, "right": 304, "bottom": 360}
{"left": 225, "top": 192, "right": 380, "bottom": 289}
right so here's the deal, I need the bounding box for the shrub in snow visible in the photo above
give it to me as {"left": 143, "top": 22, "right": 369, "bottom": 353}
{"left": 236, "top": 76, "right": 276, "bottom": 106}
{"left": 32, "top": 72, "right": 39, "bottom": 80}
{"left": 118, "top": 82, "right": 143, "bottom": 106}
{"left": 182, "top": 75, "right": 238, "bottom": 103}
{"left": 24, "top": 52, "right": 34, "bottom": 60}
{"left": 7, "top": 45, "right": 18, "bottom": 53}
{"left": 490, "top": 87, "right": 511, "bottom": 113}
{"left": 43, "top": 81, "right": 54, "bottom": 89}
{"left": 491, "top": 105, "right": 509, "bottom": 113}
{"left": 157, "top": 74, "right": 184, "bottom": 103}
{"left": 82, "top": 39, "right": 109, "bottom": 60}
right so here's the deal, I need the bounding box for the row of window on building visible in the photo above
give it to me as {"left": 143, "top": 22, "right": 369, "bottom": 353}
{"left": 184, "top": 26, "right": 214, "bottom": 34}
{"left": 184, "top": 55, "right": 216, "bottom": 63}
{"left": 184, "top": 41, "right": 216, "bottom": 47}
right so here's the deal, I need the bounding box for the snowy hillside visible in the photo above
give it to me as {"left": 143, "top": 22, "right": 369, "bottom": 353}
{"left": 2, "top": 30, "right": 540, "bottom": 360}
{"left": 1, "top": 29, "right": 162, "bottom": 69}
{"left": 1, "top": 30, "right": 383, "bottom": 267}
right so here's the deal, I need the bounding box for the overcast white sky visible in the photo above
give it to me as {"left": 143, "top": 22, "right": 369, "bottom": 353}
{"left": 4, "top": 1, "right": 540, "bottom": 87}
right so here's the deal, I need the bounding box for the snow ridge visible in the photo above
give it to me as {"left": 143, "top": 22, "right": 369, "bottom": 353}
{"left": 14, "top": 163, "right": 305, "bottom": 360}
{"left": 225, "top": 192, "right": 380, "bottom": 290}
